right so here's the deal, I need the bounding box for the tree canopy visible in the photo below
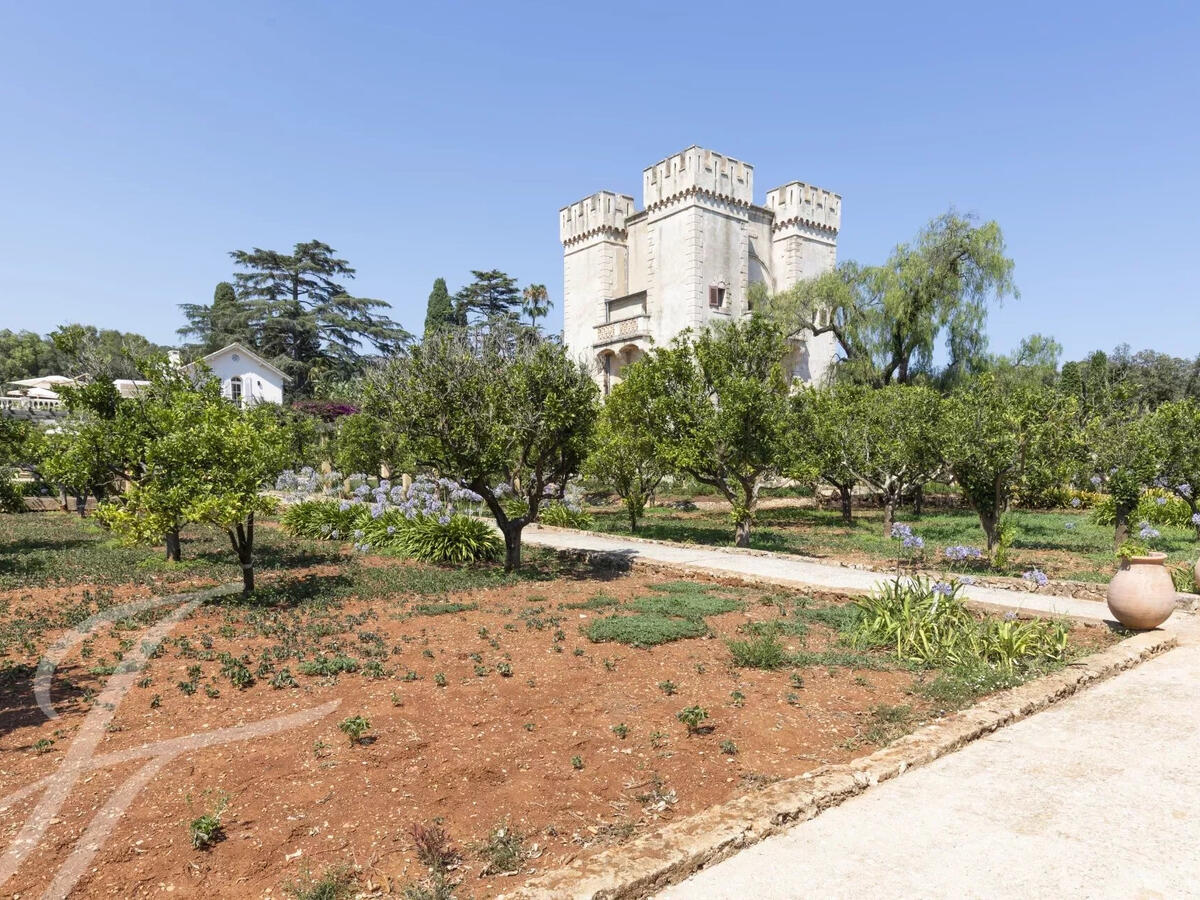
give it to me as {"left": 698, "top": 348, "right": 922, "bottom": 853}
{"left": 766, "top": 211, "right": 1016, "bottom": 386}
{"left": 364, "top": 326, "right": 598, "bottom": 570}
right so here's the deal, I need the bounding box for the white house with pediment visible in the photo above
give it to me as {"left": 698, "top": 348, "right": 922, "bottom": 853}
{"left": 192, "top": 342, "right": 288, "bottom": 407}
{"left": 560, "top": 146, "right": 841, "bottom": 392}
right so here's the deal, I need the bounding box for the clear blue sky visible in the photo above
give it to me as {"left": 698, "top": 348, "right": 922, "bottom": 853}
{"left": 1, "top": 1, "right": 1196, "bottom": 362}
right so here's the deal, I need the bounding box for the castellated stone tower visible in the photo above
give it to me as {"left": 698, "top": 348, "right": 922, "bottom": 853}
{"left": 560, "top": 146, "right": 841, "bottom": 392}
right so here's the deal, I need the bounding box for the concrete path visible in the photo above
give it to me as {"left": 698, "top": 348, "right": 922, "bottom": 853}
{"left": 523, "top": 526, "right": 1111, "bottom": 621}
{"left": 523, "top": 527, "right": 1200, "bottom": 899}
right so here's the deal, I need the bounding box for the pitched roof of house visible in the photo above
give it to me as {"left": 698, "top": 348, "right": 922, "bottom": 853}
{"left": 194, "top": 342, "right": 291, "bottom": 382}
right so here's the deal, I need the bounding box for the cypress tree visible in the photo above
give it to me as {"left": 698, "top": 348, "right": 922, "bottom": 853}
{"left": 424, "top": 277, "right": 455, "bottom": 335}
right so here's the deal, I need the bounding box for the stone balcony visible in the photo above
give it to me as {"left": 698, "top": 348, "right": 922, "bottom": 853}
{"left": 593, "top": 315, "right": 650, "bottom": 348}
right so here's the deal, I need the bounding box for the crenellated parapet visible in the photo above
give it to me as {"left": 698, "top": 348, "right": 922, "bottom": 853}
{"left": 560, "top": 191, "right": 636, "bottom": 247}
{"left": 642, "top": 146, "right": 754, "bottom": 212}
{"left": 765, "top": 181, "right": 841, "bottom": 235}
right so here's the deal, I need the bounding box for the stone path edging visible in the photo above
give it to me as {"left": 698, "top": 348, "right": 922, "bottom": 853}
{"left": 501, "top": 628, "right": 1176, "bottom": 900}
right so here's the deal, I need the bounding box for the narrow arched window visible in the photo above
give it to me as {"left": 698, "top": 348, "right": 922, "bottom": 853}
{"left": 230, "top": 376, "right": 243, "bottom": 408}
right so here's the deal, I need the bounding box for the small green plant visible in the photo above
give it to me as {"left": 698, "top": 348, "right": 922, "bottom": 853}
{"left": 188, "top": 792, "right": 229, "bottom": 850}
{"left": 31, "top": 737, "right": 54, "bottom": 754}
{"left": 149, "top": 694, "right": 162, "bottom": 709}
{"left": 474, "top": 664, "right": 488, "bottom": 677}
{"left": 434, "top": 672, "right": 448, "bottom": 687}
{"left": 611, "top": 722, "right": 629, "bottom": 739}
{"left": 271, "top": 668, "right": 298, "bottom": 689}
{"left": 177, "top": 680, "right": 197, "bottom": 695}
{"left": 676, "top": 705, "right": 709, "bottom": 735}
{"left": 523, "top": 722, "right": 535, "bottom": 732}
{"left": 730, "top": 690, "right": 746, "bottom": 707}
{"left": 312, "top": 739, "right": 330, "bottom": 758}
{"left": 390, "top": 691, "right": 404, "bottom": 706}
{"left": 477, "top": 819, "right": 526, "bottom": 875}
{"left": 720, "top": 739, "right": 738, "bottom": 755}
{"left": 338, "top": 715, "right": 371, "bottom": 745}
{"left": 649, "top": 730, "right": 667, "bottom": 749}
{"left": 790, "top": 673, "right": 805, "bottom": 689}
{"left": 497, "top": 662, "right": 513, "bottom": 677}
{"left": 571, "top": 755, "right": 584, "bottom": 770}
{"left": 658, "top": 680, "right": 678, "bottom": 696}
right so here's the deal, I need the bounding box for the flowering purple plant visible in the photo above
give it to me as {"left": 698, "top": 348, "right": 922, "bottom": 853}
{"left": 1070, "top": 497, "right": 1082, "bottom": 509}
{"left": 1179, "top": 484, "right": 1193, "bottom": 499}
{"left": 944, "top": 545, "right": 983, "bottom": 562}
{"left": 1022, "top": 568, "right": 1049, "bottom": 588}
{"left": 931, "top": 581, "right": 954, "bottom": 596}
{"left": 1137, "top": 521, "right": 1161, "bottom": 540}
{"left": 1192, "top": 512, "right": 1200, "bottom": 527}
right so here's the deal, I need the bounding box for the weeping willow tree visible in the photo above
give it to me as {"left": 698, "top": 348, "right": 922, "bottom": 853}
{"left": 762, "top": 211, "right": 1016, "bottom": 387}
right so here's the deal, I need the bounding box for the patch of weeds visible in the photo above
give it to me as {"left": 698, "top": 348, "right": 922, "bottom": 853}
{"left": 730, "top": 690, "right": 746, "bottom": 707}
{"left": 649, "top": 730, "right": 667, "bottom": 749}
{"left": 31, "top": 738, "right": 54, "bottom": 754}
{"left": 476, "top": 819, "right": 526, "bottom": 875}
{"left": 658, "top": 680, "right": 678, "bottom": 695}
{"left": 585, "top": 613, "right": 707, "bottom": 647}
{"left": 720, "top": 739, "right": 738, "bottom": 755}
{"left": 298, "top": 654, "right": 359, "bottom": 677}
{"left": 789, "top": 673, "right": 805, "bottom": 689}
{"left": 434, "top": 672, "right": 447, "bottom": 687}
{"left": 560, "top": 592, "right": 620, "bottom": 611}
{"left": 862, "top": 703, "right": 915, "bottom": 746}
{"left": 792, "top": 600, "right": 860, "bottom": 631}
{"left": 496, "top": 662, "right": 513, "bottom": 677}
{"left": 271, "top": 668, "right": 298, "bottom": 689}
{"left": 628, "top": 584, "right": 742, "bottom": 618}
{"left": 790, "top": 649, "right": 891, "bottom": 670}
{"left": 410, "top": 821, "right": 459, "bottom": 872}
{"left": 727, "top": 632, "right": 790, "bottom": 669}
{"left": 915, "top": 663, "right": 1026, "bottom": 713}
{"left": 150, "top": 693, "right": 162, "bottom": 709}
{"left": 286, "top": 864, "right": 358, "bottom": 900}
{"left": 571, "top": 755, "right": 584, "bottom": 770}
{"left": 740, "top": 772, "right": 782, "bottom": 791}
{"left": 413, "top": 602, "right": 478, "bottom": 617}
{"left": 611, "top": 722, "right": 629, "bottom": 739}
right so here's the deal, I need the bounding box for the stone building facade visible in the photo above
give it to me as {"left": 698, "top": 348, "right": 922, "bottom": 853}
{"left": 560, "top": 146, "right": 841, "bottom": 391}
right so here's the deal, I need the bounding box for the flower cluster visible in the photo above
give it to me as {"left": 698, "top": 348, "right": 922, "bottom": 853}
{"left": 1089, "top": 475, "right": 1102, "bottom": 487}
{"left": 1179, "top": 484, "right": 1193, "bottom": 499}
{"left": 1022, "top": 568, "right": 1049, "bottom": 587}
{"left": 943, "top": 545, "right": 983, "bottom": 562}
{"left": 890, "top": 522, "right": 925, "bottom": 550}
{"left": 1193, "top": 512, "right": 1200, "bottom": 527}
{"left": 1064, "top": 521, "right": 1077, "bottom": 531}
{"left": 1137, "top": 520, "right": 1161, "bottom": 540}
{"left": 275, "top": 468, "right": 485, "bottom": 537}
{"left": 931, "top": 581, "right": 954, "bottom": 596}
{"left": 1070, "top": 497, "right": 1082, "bottom": 508}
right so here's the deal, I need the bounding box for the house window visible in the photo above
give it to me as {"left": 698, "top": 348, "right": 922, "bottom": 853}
{"left": 230, "top": 376, "right": 243, "bottom": 408}
{"left": 709, "top": 285, "right": 726, "bottom": 309}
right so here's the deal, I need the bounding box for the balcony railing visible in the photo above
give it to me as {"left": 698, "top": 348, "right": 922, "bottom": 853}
{"left": 0, "top": 396, "right": 64, "bottom": 414}
{"left": 594, "top": 315, "right": 650, "bottom": 346}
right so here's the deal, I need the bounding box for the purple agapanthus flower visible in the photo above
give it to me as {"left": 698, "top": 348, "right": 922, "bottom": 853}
{"left": 1022, "top": 568, "right": 1049, "bottom": 587}
{"left": 931, "top": 581, "right": 954, "bottom": 596}
{"left": 1138, "top": 521, "right": 1160, "bottom": 540}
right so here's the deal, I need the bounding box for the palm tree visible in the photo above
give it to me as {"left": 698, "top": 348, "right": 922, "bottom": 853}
{"left": 521, "top": 284, "right": 552, "bottom": 331}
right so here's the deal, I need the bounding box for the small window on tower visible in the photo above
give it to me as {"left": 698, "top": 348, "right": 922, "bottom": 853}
{"left": 709, "top": 285, "right": 726, "bottom": 309}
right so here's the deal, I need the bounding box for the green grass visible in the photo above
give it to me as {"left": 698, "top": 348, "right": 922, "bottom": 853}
{"left": 584, "top": 613, "right": 708, "bottom": 647}
{"left": 627, "top": 582, "right": 742, "bottom": 617}
{"left": 588, "top": 505, "right": 1199, "bottom": 584}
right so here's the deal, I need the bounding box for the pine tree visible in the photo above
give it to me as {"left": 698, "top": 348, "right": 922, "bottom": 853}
{"left": 423, "top": 277, "right": 456, "bottom": 336}
{"left": 454, "top": 270, "right": 521, "bottom": 324}
{"left": 177, "top": 281, "right": 252, "bottom": 353}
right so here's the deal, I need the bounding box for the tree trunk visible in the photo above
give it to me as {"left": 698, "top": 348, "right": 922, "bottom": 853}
{"left": 502, "top": 522, "right": 522, "bottom": 572}
{"left": 627, "top": 499, "right": 639, "bottom": 533}
{"left": 733, "top": 478, "right": 759, "bottom": 548}
{"left": 734, "top": 516, "right": 752, "bottom": 547}
{"left": 881, "top": 496, "right": 896, "bottom": 538}
{"left": 164, "top": 528, "right": 181, "bottom": 562}
{"left": 234, "top": 512, "right": 256, "bottom": 594}
{"left": 912, "top": 484, "right": 924, "bottom": 518}
{"left": 979, "top": 510, "right": 999, "bottom": 552}
{"left": 74, "top": 494, "right": 87, "bottom": 517}
{"left": 1113, "top": 499, "right": 1134, "bottom": 550}
{"left": 838, "top": 485, "right": 853, "bottom": 524}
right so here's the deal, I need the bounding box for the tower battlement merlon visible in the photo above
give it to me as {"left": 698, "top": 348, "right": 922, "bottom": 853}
{"left": 764, "top": 181, "right": 841, "bottom": 234}
{"left": 560, "top": 191, "right": 636, "bottom": 246}
{"left": 642, "top": 146, "right": 754, "bottom": 210}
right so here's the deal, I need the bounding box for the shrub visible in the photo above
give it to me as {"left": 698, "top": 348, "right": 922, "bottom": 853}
{"left": 476, "top": 819, "right": 526, "bottom": 875}
{"left": 1093, "top": 488, "right": 1192, "bottom": 528}
{"left": 338, "top": 714, "right": 371, "bottom": 744}
{"left": 395, "top": 514, "right": 502, "bottom": 564}
{"left": 410, "top": 821, "right": 459, "bottom": 872}
{"left": 0, "top": 478, "right": 24, "bottom": 513}
{"left": 281, "top": 499, "right": 365, "bottom": 540}
{"left": 538, "top": 501, "right": 594, "bottom": 529}
{"left": 852, "top": 577, "right": 1068, "bottom": 673}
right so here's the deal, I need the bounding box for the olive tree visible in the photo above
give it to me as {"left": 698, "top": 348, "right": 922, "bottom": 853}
{"left": 846, "top": 384, "right": 944, "bottom": 536}
{"left": 635, "top": 317, "right": 790, "bottom": 547}
{"left": 941, "top": 376, "right": 1081, "bottom": 553}
{"left": 583, "top": 375, "right": 667, "bottom": 533}
{"left": 367, "top": 327, "right": 598, "bottom": 571}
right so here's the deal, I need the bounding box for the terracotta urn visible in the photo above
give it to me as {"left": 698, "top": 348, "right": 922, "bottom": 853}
{"left": 1194, "top": 556, "right": 1200, "bottom": 592}
{"left": 1107, "top": 553, "right": 1176, "bottom": 630}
